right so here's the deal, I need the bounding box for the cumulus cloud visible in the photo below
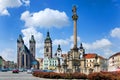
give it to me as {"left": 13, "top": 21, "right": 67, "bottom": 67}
{"left": 53, "top": 35, "right": 80, "bottom": 48}
{"left": 21, "top": 0, "right": 30, "bottom": 6}
{"left": 0, "top": 48, "right": 16, "bottom": 61}
{"left": 21, "top": 27, "right": 44, "bottom": 49}
{"left": 0, "top": 0, "right": 30, "bottom": 16}
{"left": 83, "top": 38, "right": 112, "bottom": 50}
{"left": 110, "top": 27, "right": 120, "bottom": 39}
{"left": 21, "top": 27, "right": 44, "bottom": 58}
{"left": 21, "top": 8, "right": 69, "bottom": 28}
{"left": 53, "top": 39, "right": 69, "bottom": 46}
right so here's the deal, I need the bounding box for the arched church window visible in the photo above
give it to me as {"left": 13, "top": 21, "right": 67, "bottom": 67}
{"left": 31, "top": 48, "right": 33, "bottom": 51}
{"left": 22, "top": 55, "right": 24, "bottom": 66}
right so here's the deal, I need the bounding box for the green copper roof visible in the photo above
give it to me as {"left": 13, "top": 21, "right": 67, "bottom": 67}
{"left": 57, "top": 44, "right": 61, "bottom": 51}
{"left": 80, "top": 43, "right": 83, "bottom": 49}
{"left": 20, "top": 45, "right": 30, "bottom": 54}
{"left": 45, "top": 31, "right": 52, "bottom": 41}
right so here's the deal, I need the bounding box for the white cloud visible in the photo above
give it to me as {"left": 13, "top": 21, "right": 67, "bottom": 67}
{"left": 0, "top": 48, "right": 16, "bottom": 62}
{"left": 0, "top": 0, "right": 30, "bottom": 16}
{"left": 53, "top": 35, "right": 80, "bottom": 48}
{"left": 70, "top": 35, "right": 80, "bottom": 42}
{"left": 21, "top": 8, "right": 69, "bottom": 28}
{"left": 21, "top": 27, "right": 44, "bottom": 58}
{"left": 110, "top": 27, "right": 120, "bottom": 39}
{"left": 82, "top": 38, "right": 112, "bottom": 58}
{"left": 21, "top": 27, "right": 44, "bottom": 49}
{"left": 83, "top": 38, "right": 112, "bottom": 50}
{"left": 53, "top": 39, "right": 69, "bottom": 46}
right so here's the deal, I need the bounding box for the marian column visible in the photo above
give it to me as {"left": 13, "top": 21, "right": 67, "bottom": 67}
{"left": 72, "top": 6, "right": 78, "bottom": 49}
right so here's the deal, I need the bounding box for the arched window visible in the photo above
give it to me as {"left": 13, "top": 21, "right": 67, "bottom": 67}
{"left": 22, "top": 55, "right": 24, "bottom": 66}
{"left": 31, "top": 48, "right": 33, "bottom": 51}
{"left": 46, "top": 48, "right": 49, "bottom": 52}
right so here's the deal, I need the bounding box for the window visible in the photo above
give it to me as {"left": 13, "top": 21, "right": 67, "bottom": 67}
{"left": 87, "top": 60, "right": 88, "bottom": 62}
{"left": 90, "top": 60, "right": 91, "bottom": 62}
{"left": 46, "top": 48, "right": 49, "bottom": 52}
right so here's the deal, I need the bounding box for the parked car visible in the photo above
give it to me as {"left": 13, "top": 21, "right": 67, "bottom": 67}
{"left": 27, "top": 69, "right": 32, "bottom": 74}
{"left": 1, "top": 68, "right": 7, "bottom": 72}
{"left": 42, "top": 69, "right": 53, "bottom": 72}
{"left": 19, "top": 68, "right": 24, "bottom": 72}
{"left": 12, "top": 69, "right": 19, "bottom": 73}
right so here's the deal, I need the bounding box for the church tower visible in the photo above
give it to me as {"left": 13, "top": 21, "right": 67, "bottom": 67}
{"left": 17, "top": 34, "right": 24, "bottom": 68}
{"left": 56, "top": 44, "right": 62, "bottom": 58}
{"left": 44, "top": 31, "right": 52, "bottom": 58}
{"left": 29, "top": 35, "right": 36, "bottom": 58}
{"left": 79, "top": 43, "right": 85, "bottom": 58}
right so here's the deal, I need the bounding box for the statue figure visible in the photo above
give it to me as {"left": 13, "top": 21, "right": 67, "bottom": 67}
{"left": 72, "top": 5, "right": 77, "bottom": 14}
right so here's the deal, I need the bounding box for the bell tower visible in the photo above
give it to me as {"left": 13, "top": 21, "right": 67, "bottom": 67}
{"left": 44, "top": 31, "right": 52, "bottom": 58}
{"left": 17, "top": 34, "right": 24, "bottom": 68}
{"left": 29, "top": 35, "right": 36, "bottom": 58}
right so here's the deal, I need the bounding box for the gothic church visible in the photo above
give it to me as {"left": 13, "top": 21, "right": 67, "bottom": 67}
{"left": 17, "top": 35, "right": 38, "bottom": 69}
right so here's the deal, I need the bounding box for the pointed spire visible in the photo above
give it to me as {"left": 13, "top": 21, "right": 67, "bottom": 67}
{"left": 57, "top": 44, "right": 61, "bottom": 51}
{"left": 19, "top": 34, "right": 22, "bottom": 40}
{"left": 80, "top": 43, "right": 83, "bottom": 49}
{"left": 45, "top": 31, "right": 51, "bottom": 41}
{"left": 17, "top": 34, "right": 24, "bottom": 43}
{"left": 47, "top": 31, "right": 50, "bottom": 38}
{"left": 30, "top": 35, "right": 35, "bottom": 43}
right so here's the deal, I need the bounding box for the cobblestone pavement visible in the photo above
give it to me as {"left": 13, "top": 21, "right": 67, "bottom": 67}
{"left": 0, "top": 71, "right": 54, "bottom": 80}
{"left": 0, "top": 71, "right": 85, "bottom": 80}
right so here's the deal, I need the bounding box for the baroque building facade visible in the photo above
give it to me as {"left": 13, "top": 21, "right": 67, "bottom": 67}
{"left": 43, "top": 32, "right": 64, "bottom": 70}
{"left": 17, "top": 35, "right": 38, "bottom": 69}
{"left": 108, "top": 52, "right": 120, "bottom": 71}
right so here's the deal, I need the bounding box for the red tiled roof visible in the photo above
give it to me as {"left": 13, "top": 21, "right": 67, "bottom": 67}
{"left": 84, "top": 53, "right": 96, "bottom": 58}
{"left": 109, "top": 52, "right": 120, "bottom": 59}
{"left": 61, "top": 54, "right": 67, "bottom": 58}
{"left": 84, "top": 53, "right": 105, "bottom": 59}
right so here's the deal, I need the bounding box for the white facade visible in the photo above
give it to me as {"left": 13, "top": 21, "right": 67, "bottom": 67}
{"left": 85, "top": 53, "right": 108, "bottom": 73}
{"left": 43, "top": 57, "right": 61, "bottom": 70}
{"left": 108, "top": 52, "right": 120, "bottom": 71}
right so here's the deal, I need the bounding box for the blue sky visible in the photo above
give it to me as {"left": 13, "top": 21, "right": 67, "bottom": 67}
{"left": 0, "top": 0, "right": 120, "bottom": 62}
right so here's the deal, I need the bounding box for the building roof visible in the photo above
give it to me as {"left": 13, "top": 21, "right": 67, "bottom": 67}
{"left": 29, "top": 35, "right": 36, "bottom": 43}
{"left": 61, "top": 54, "right": 67, "bottom": 58}
{"left": 0, "top": 56, "right": 3, "bottom": 59}
{"left": 84, "top": 53, "right": 96, "bottom": 58}
{"left": 45, "top": 31, "right": 52, "bottom": 42}
{"left": 109, "top": 52, "right": 120, "bottom": 59}
{"left": 17, "top": 34, "right": 24, "bottom": 43}
{"left": 20, "top": 45, "right": 30, "bottom": 55}
{"left": 84, "top": 53, "right": 105, "bottom": 59}
{"left": 57, "top": 44, "right": 62, "bottom": 51}
{"left": 31, "top": 60, "right": 38, "bottom": 65}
